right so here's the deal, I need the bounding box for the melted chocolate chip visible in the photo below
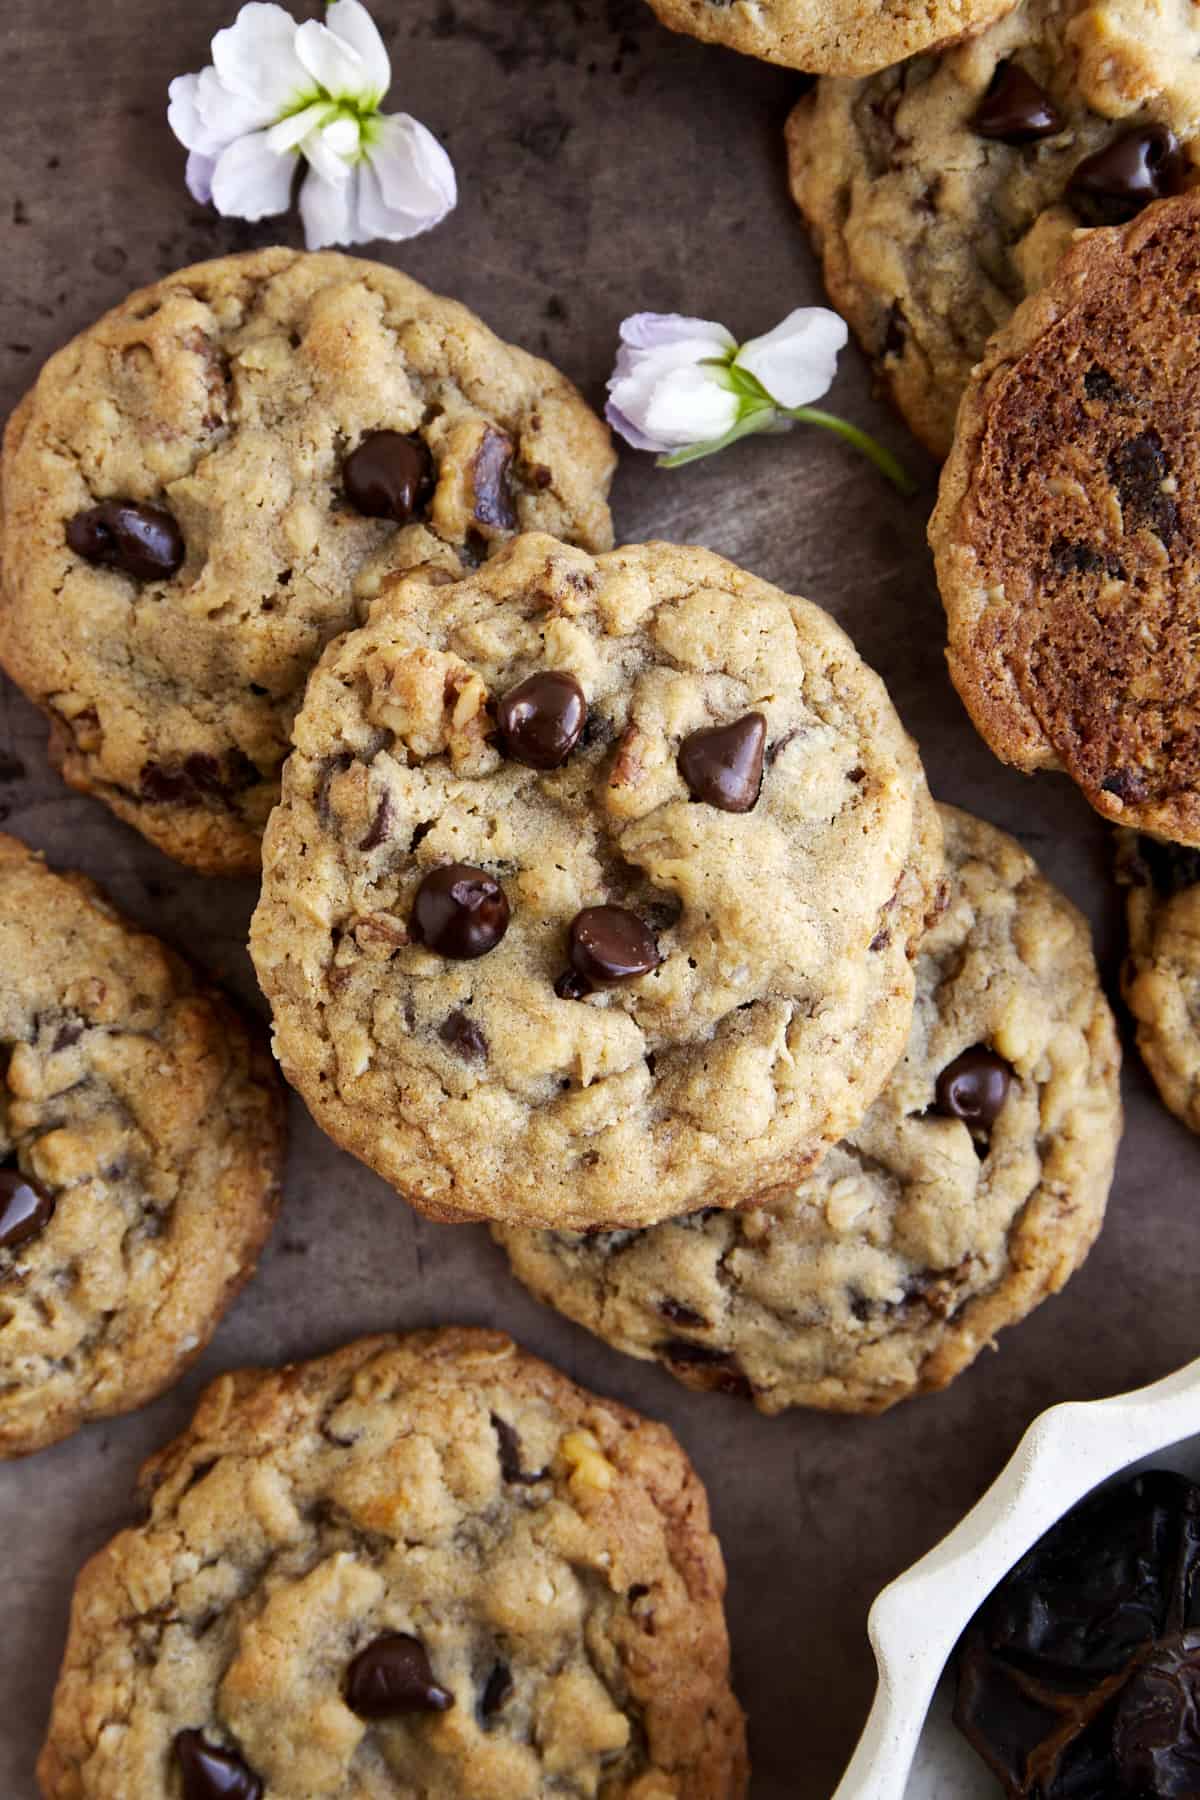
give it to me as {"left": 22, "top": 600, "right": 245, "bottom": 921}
{"left": 358, "top": 792, "right": 393, "bottom": 852}
{"left": 1048, "top": 537, "right": 1126, "bottom": 581}
{"left": 66, "top": 500, "right": 184, "bottom": 581}
{"left": 345, "top": 1633, "right": 454, "bottom": 1718}
{"left": 677, "top": 712, "right": 766, "bottom": 813}
{"left": 439, "top": 1010, "right": 488, "bottom": 1062}
{"left": 934, "top": 1047, "right": 1014, "bottom": 1131}
{"left": 496, "top": 671, "right": 587, "bottom": 770}
{"left": 0, "top": 1168, "right": 54, "bottom": 1251}
{"left": 139, "top": 751, "right": 256, "bottom": 808}
{"left": 491, "top": 1412, "right": 543, "bottom": 1483}
{"left": 567, "top": 906, "right": 660, "bottom": 987}
{"left": 1109, "top": 429, "right": 1180, "bottom": 541}
{"left": 480, "top": 1662, "right": 513, "bottom": 1722}
{"left": 174, "top": 1731, "right": 263, "bottom": 1800}
{"left": 972, "top": 62, "right": 1063, "bottom": 142}
{"left": 411, "top": 865, "right": 510, "bottom": 959}
{"left": 1067, "top": 125, "right": 1184, "bottom": 224}
{"left": 660, "top": 1340, "right": 753, "bottom": 1399}
{"left": 659, "top": 1298, "right": 708, "bottom": 1328}
{"left": 342, "top": 431, "right": 434, "bottom": 522}
{"left": 472, "top": 428, "right": 517, "bottom": 530}
{"left": 1102, "top": 767, "right": 1151, "bottom": 804}
{"left": 52, "top": 1018, "right": 83, "bottom": 1051}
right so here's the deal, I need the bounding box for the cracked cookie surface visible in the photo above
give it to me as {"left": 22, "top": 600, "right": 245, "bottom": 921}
{"left": 38, "top": 1327, "right": 747, "bottom": 1800}
{"left": 932, "top": 193, "right": 1200, "bottom": 841}
{"left": 788, "top": 0, "right": 1200, "bottom": 457}
{"left": 0, "top": 832, "right": 284, "bottom": 1458}
{"left": 642, "top": 0, "right": 1015, "bottom": 77}
{"left": 496, "top": 808, "right": 1121, "bottom": 1414}
{"left": 1117, "top": 829, "right": 1200, "bottom": 1134}
{"left": 250, "top": 532, "right": 941, "bottom": 1230}
{"left": 0, "top": 247, "right": 614, "bottom": 874}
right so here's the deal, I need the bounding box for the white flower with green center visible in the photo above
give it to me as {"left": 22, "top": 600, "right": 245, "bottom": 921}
{"left": 168, "top": 0, "right": 456, "bottom": 250}
{"left": 606, "top": 308, "right": 913, "bottom": 491}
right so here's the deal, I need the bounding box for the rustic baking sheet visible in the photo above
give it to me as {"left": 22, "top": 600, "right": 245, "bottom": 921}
{"left": 1, "top": 3, "right": 1196, "bottom": 1795}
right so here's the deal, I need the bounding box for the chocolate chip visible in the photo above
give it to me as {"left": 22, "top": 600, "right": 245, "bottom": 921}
{"left": 317, "top": 752, "right": 354, "bottom": 827}
{"left": 480, "top": 1662, "right": 513, "bottom": 1722}
{"left": 1084, "top": 364, "right": 1123, "bottom": 404}
{"left": 472, "top": 428, "right": 517, "bottom": 530}
{"left": 567, "top": 906, "right": 660, "bottom": 987}
{"left": 1067, "top": 125, "right": 1184, "bottom": 224}
{"left": 1049, "top": 537, "right": 1127, "bottom": 580}
{"left": 411, "top": 865, "right": 509, "bottom": 959}
{"left": 659, "top": 1341, "right": 753, "bottom": 1398}
{"left": 174, "top": 1730, "right": 263, "bottom": 1800}
{"left": 491, "top": 1411, "right": 543, "bottom": 1484}
{"left": 1102, "top": 768, "right": 1151, "bottom": 803}
{"left": 345, "top": 1633, "right": 454, "bottom": 1718}
{"left": 342, "top": 431, "right": 434, "bottom": 522}
{"left": 554, "top": 968, "right": 592, "bottom": 1001}
{"left": 66, "top": 500, "right": 184, "bottom": 581}
{"left": 677, "top": 712, "right": 766, "bottom": 813}
{"left": 439, "top": 1010, "right": 489, "bottom": 1061}
{"left": 140, "top": 751, "right": 256, "bottom": 808}
{"left": 1108, "top": 429, "right": 1179, "bottom": 541}
{"left": 934, "top": 1047, "right": 1014, "bottom": 1130}
{"left": 971, "top": 62, "right": 1063, "bottom": 142}
{"left": 0, "top": 1168, "right": 54, "bottom": 1251}
{"left": 358, "top": 792, "right": 392, "bottom": 852}
{"left": 659, "top": 1298, "right": 707, "bottom": 1328}
{"left": 496, "top": 671, "right": 587, "bottom": 770}
{"left": 52, "top": 1018, "right": 83, "bottom": 1051}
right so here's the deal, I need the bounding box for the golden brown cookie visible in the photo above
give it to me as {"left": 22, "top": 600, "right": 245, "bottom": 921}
{"left": 931, "top": 192, "right": 1200, "bottom": 841}
{"left": 250, "top": 532, "right": 942, "bottom": 1231}
{"left": 788, "top": 0, "right": 1200, "bottom": 458}
{"left": 643, "top": 0, "right": 1016, "bottom": 76}
{"left": 0, "top": 248, "right": 614, "bottom": 874}
{"left": 38, "top": 1328, "right": 747, "bottom": 1800}
{"left": 496, "top": 808, "right": 1122, "bottom": 1414}
{"left": 1117, "top": 829, "right": 1200, "bottom": 1133}
{"left": 0, "top": 833, "right": 284, "bottom": 1457}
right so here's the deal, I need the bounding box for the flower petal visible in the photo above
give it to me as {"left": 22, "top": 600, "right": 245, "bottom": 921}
{"left": 734, "top": 307, "right": 849, "bottom": 409}
{"left": 300, "top": 116, "right": 358, "bottom": 184}
{"left": 299, "top": 162, "right": 366, "bottom": 248}
{"left": 168, "top": 73, "right": 214, "bottom": 153}
{"left": 619, "top": 312, "right": 736, "bottom": 355}
{"left": 640, "top": 365, "right": 742, "bottom": 449}
{"left": 295, "top": 17, "right": 371, "bottom": 102}
{"left": 212, "top": 2, "right": 313, "bottom": 115}
{"left": 363, "top": 114, "right": 456, "bottom": 220}
{"left": 604, "top": 399, "right": 668, "bottom": 454}
{"left": 211, "top": 129, "right": 296, "bottom": 220}
{"left": 193, "top": 63, "right": 274, "bottom": 142}
{"left": 265, "top": 98, "right": 331, "bottom": 153}
{"left": 324, "top": 0, "right": 391, "bottom": 103}
{"left": 185, "top": 150, "right": 218, "bottom": 204}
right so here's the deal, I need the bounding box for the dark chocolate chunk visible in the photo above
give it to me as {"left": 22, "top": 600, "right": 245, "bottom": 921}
{"left": 439, "top": 1010, "right": 489, "bottom": 1062}
{"left": 491, "top": 1411, "right": 543, "bottom": 1483}
{"left": 934, "top": 1047, "right": 1013, "bottom": 1130}
{"left": 496, "top": 671, "right": 587, "bottom": 770}
{"left": 345, "top": 1633, "right": 454, "bottom": 1718}
{"left": 677, "top": 712, "right": 766, "bottom": 813}
{"left": 0, "top": 1168, "right": 54, "bottom": 1251}
{"left": 1113, "top": 1630, "right": 1200, "bottom": 1794}
{"left": 1108, "top": 429, "right": 1180, "bottom": 541}
{"left": 659, "top": 1298, "right": 708, "bottom": 1328}
{"left": 342, "top": 431, "right": 434, "bottom": 522}
{"left": 480, "top": 1661, "right": 513, "bottom": 1722}
{"left": 567, "top": 905, "right": 660, "bottom": 987}
{"left": 1103, "top": 767, "right": 1151, "bottom": 804}
{"left": 1084, "top": 364, "right": 1124, "bottom": 405}
{"left": 66, "top": 500, "right": 184, "bottom": 581}
{"left": 52, "top": 1018, "right": 83, "bottom": 1051}
{"left": 472, "top": 428, "right": 517, "bottom": 529}
{"left": 1068, "top": 125, "right": 1184, "bottom": 224}
{"left": 659, "top": 1340, "right": 753, "bottom": 1398}
{"left": 410, "top": 865, "right": 509, "bottom": 959}
{"left": 972, "top": 62, "right": 1063, "bottom": 142}
{"left": 175, "top": 1730, "right": 263, "bottom": 1800}
{"left": 139, "top": 751, "right": 256, "bottom": 808}
{"left": 358, "top": 791, "right": 392, "bottom": 852}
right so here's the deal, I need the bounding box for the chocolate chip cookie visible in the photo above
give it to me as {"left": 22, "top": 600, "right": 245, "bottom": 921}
{"left": 0, "top": 248, "right": 615, "bottom": 874}
{"left": 1117, "top": 830, "right": 1200, "bottom": 1134}
{"left": 250, "top": 532, "right": 942, "bottom": 1230}
{"left": 788, "top": 0, "right": 1200, "bottom": 457}
{"left": 38, "top": 1327, "right": 748, "bottom": 1799}
{"left": 932, "top": 192, "right": 1200, "bottom": 841}
{"left": 0, "top": 833, "right": 284, "bottom": 1457}
{"left": 496, "top": 807, "right": 1121, "bottom": 1415}
{"left": 642, "top": 0, "right": 1016, "bottom": 77}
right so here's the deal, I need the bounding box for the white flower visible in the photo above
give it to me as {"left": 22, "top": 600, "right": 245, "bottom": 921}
{"left": 604, "top": 305, "right": 911, "bottom": 491}
{"left": 168, "top": 0, "right": 456, "bottom": 251}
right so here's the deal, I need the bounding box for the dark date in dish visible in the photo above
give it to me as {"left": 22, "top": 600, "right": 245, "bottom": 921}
{"left": 954, "top": 1470, "right": 1200, "bottom": 1797}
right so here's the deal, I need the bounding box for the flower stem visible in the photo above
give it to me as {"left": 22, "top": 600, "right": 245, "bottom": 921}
{"left": 784, "top": 407, "right": 917, "bottom": 496}
{"left": 655, "top": 408, "right": 777, "bottom": 469}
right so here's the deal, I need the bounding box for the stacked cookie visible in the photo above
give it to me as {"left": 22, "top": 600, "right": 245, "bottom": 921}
{"left": 0, "top": 242, "right": 1126, "bottom": 1796}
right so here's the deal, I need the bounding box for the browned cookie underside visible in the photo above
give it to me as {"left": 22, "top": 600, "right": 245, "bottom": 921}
{"left": 937, "top": 195, "right": 1200, "bottom": 841}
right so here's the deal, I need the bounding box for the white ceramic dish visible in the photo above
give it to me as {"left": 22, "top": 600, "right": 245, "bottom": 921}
{"left": 832, "top": 1357, "right": 1200, "bottom": 1800}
